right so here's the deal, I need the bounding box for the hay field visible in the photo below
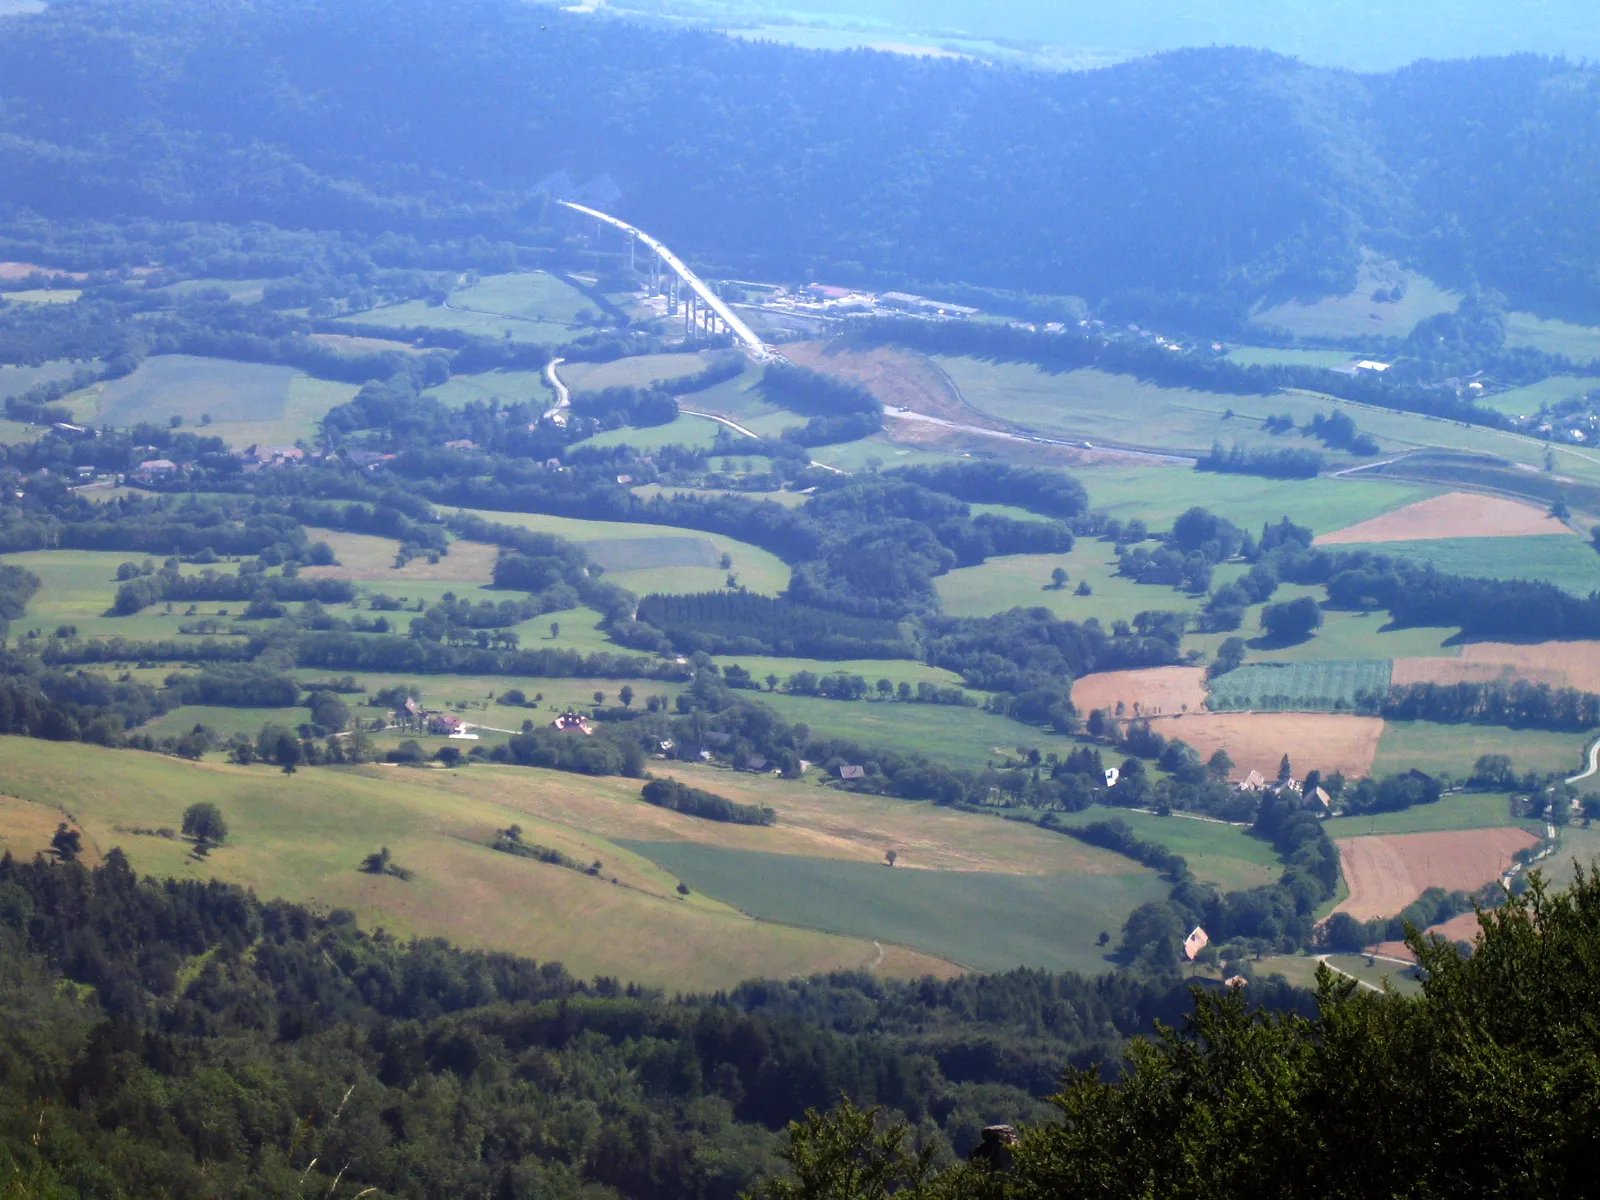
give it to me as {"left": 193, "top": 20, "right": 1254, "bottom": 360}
{"left": 308, "top": 332, "right": 421, "bottom": 355}
{"left": 1059, "top": 805, "right": 1283, "bottom": 890}
{"left": 1333, "top": 828, "right": 1539, "bottom": 920}
{"left": 0, "top": 737, "right": 956, "bottom": 990}
{"left": 449, "top": 506, "right": 790, "bottom": 596}
{"left": 570, "top": 413, "right": 727, "bottom": 452}
{"left": 1071, "top": 667, "right": 1208, "bottom": 716}
{"left": 1323, "top": 792, "right": 1528, "bottom": 838}
{"left": 1474, "top": 373, "right": 1600, "bottom": 417}
{"left": 1141, "top": 712, "right": 1385, "bottom": 780}
{"left": 562, "top": 352, "right": 714, "bottom": 391}
{"left": 1316, "top": 492, "right": 1570, "bottom": 544}
{"left": 0, "top": 549, "right": 235, "bottom": 641}
{"left": 424, "top": 369, "right": 552, "bottom": 409}
{"left": 0, "top": 360, "right": 82, "bottom": 397}
{"left": 299, "top": 528, "right": 499, "bottom": 583}
{"left": 712, "top": 655, "right": 964, "bottom": 691}
{"left": 1504, "top": 312, "right": 1600, "bottom": 362}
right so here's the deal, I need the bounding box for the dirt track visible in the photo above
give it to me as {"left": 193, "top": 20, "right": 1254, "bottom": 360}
{"left": 1334, "top": 828, "right": 1538, "bottom": 920}
{"left": 1316, "top": 491, "right": 1570, "bottom": 545}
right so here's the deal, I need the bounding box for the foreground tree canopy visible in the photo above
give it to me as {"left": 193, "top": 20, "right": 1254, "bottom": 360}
{"left": 757, "top": 866, "right": 1600, "bottom": 1199}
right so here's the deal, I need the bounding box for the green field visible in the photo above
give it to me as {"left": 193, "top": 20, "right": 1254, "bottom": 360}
{"left": 344, "top": 272, "right": 597, "bottom": 344}
{"left": 1207, "top": 659, "right": 1393, "bottom": 712}
{"left": 1224, "top": 347, "right": 1356, "bottom": 369}
{"left": 424, "top": 368, "right": 553, "bottom": 410}
{"left": 808, "top": 438, "right": 956, "bottom": 472}
{"left": 1075, "top": 463, "right": 1433, "bottom": 535}
{"left": 142, "top": 704, "right": 310, "bottom": 739}
{"left": 450, "top": 506, "right": 791, "bottom": 596}
{"left": 1323, "top": 791, "right": 1530, "bottom": 837}
{"left": 1373, "top": 721, "right": 1592, "bottom": 781}
{"left": 151, "top": 277, "right": 271, "bottom": 303}
{"left": 1474, "top": 374, "right": 1600, "bottom": 417}
{"left": 0, "top": 737, "right": 921, "bottom": 990}
{"left": 615, "top": 840, "right": 1166, "bottom": 975}
{"left": 1250, "top": 260, "right": 1457, "bottom": 340}
{"left": 1342, "top": 535, "right": 1600, "bottom": 596}
{"left": 7, "top": 288, "right": 81, "bottom": 305}
{"left": 714, "top": 655, "right": 965, "bottom": 691}
{"left": 1059, "top": 806, "right": 1283, "bottom": 890}
{"left": 91, "top": 354, "right": 357, "bottom": 447}
{"left": 1187, "top": 585, "right": 1461, "bottom": 667}
{"left": 562, "top": 352, "right": 720, "bottom": 392}
{"left": 1263, "top": 953, "right": 1424, "bottom": 996}
{"left": 570, "top": 413, "right": 727, "bottom": 452}
{"left": 1505, "top": 312, "right": 1600, "bottom": 362}
{"left": 757, "top": 690, "right": 1078, "bottom": 768}
{"left": 0, "top": 549, "right": 250, "bottom": 641}
{"left": 0, "top": 359, "right": 83, "bottom": 397}
{"left": 0, "top": 419, "right": 43, "bottom": 444}
{"left": 935, "top": 543, "right": 1234, "bottom": 625}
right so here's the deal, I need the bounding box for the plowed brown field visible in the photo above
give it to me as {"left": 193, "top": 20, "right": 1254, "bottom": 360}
{"left": 1143, "top": 712, "right": 1383, "bottom": 780}
{"left": 1316, "top": 492, "right": 1569, "bottom": 544}
{"left": 1374, "top": 909, "right": 1488, "bottom": 960}
{"left": 1073, "top": 667, "right": 1208, "bottom": 716}
{"left": 1394, "top": 641, "right": 1600, "bottom": 691}
{"left": 779, "top": 342, "right": 984, "bottom": 426}
{"left": 1334, "top": 828, "right": 1538, "bottom": 920}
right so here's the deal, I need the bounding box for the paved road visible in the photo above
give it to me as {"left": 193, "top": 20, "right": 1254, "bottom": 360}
{"left": 680, "top": 407, "right": 846, "bottom": 474}
{"left": 882, "top": 407, "right": 1194, "bottom": 465}
{"left": 545, "top": 356, "right": 570, "bottom": 414}
{"left": 558, "top": 201, "right": 772, "bottom": 360}
{"left": 1566, "top": 737, "right": 1600, "bottom": 784}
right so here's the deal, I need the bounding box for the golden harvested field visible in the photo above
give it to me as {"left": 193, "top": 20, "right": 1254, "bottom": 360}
{"left": 0, "top": 738, "right": 957, "bottom": 990}
{"left": 1072, "top": 667, "right": 1209, "bottom": 716}
{"left": 1334, "top": 828, "right": 1539, "bottom": 920}
{"left": 1395, "top": 640, "right": 1600, "bottom": 691}
{"left": 1374, "top": 909, "right": 1487, "bottom": 959}
{"left": 1143, "top": 712, "right": 1384, "bottom": 779}
{"left": 434, "top": 762, "right": 1138, "bottom": 877}
{"left": 299, "top": 527, "right": 499, "bottom": 583}
{"left": 1316, "top": 492, "right": 1570, "bottom": 545}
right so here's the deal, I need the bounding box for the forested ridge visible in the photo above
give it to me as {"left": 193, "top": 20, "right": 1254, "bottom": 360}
{"left": 1, "top": 0, "right": 1599, "bottom": 322}
{"left": 0, "top": 851, "right": 1316, "bottom": 1198}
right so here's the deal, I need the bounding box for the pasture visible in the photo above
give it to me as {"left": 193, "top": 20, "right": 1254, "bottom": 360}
{"left": 1504, "top": 312, "right": 1600, "bottom": 362}
{"left": 450, "top": 505, "right": 791, "bottom": 596}
{"left": 1206, "top": 659, "right": 1393, "bottom": 712}
{"left": 614, "top": 840, "right": 1165, "bottom": 975}
{"left": 0, "top": 359, "right": 83, "bottom": 397}
{"left": 0, "top": 737, "right": 952, "bottom": 990}
{"left": 1249, "top": 259, "right": 1457, "bottom": 340}
{"left": 141, "top": 704, "right": 310, "bottom": 739}
{"left": 451, "top": 272, "right": 594, "bottom": 325}
{"left": 6, "top": 288, "right": 80, "bottom": 304}
{"left": 1224, "top": 347, "right": 1356, "bottom": 369}
{"left": 934, "top": 543, "right": 1233, "bottom": 626}
{"left": 1332, "top": 828, "right": 1539, "bottom": 920}
{"left": 1323, "top": 792, "right": 1529, "bottom": 838}
{"left": 424, "top": 368, "right": 553, "bottom": 409}
{"left": 1372, "top": 721, "right": 1593, "bottom": 781}
{"left": 1185, "top": 584, "right": 1462, "bottom": 667}
{"left": 569, "top": 413, "right": 727, "bottom": 452}
{"left": 92, "top": 354, "right": 357, "bottom": 446}
{"left": 1474, "top": 374, "right": 1600, "bottom": 417}
{"left": 1337, "top": 534, "right": 1600, "bottom": 596}
{"left": 1059, "top": 805, "right": 1284, "bottom": 890}
{"left": 756, "top": 691, "right": 1083, "bottom": 768}
{"left": 561, "top": 352, "right": 717, "bottom": 392}
{"left": 1076, "top": 462, "right": 1433, "bottom": 535}
{"left": 0, "top": 548, "right": 233, "bottom": 641}
{"left": 153, "top": 278, "right": 272, "bottom": 303}
{"left": 300, "top": 528, "right": 499, "bottom": 583}
{"left": 713, "top": 655, "right": 965, "bottom": 690}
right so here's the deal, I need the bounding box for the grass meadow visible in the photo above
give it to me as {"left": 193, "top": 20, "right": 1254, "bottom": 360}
{"left": 0, "top": 737, "right": 950, "bottom": 990}
{"left": 142, "top": 704, "right": 309, "bottom": 738}
{"left": 0, "top": 548, "right": 247, "bottom": 641}
{"left": 1322, "top": 791, "right": 1530, "bottom": 838}
{"left": 1504, "top": 312, "right": 1600, "bottom": 362}
{"left": 450, "top": 505, "right": 790, "bottom": 596}
{"left": 0, "top": 359, "right": 83, "bottom": 397}
{"left": 713, "top": 656, "right": 966, "bottom": 691}
{"left": 1249, "top": 261, "right": 1457, "bottom": 340}
{"left": 424, "top": 369, "right": 553, "bottom": 409}
{"left": 614, "top": 840, "right": 1164, "bottom": 975}
{"left": 1224, "top": 347, "right": 1356, "bottom": 369}
{"left": 562, "top": 352, "right": 718, "bottom": 392}
{"left": 1207, "top": 659, "right": 1393, "bottom": 712}
{"left": 1474, "top": 374, "right": 1600, "bottom": 417}
{"left": 1339, "top": 535, "right": 1600, "bottom": 596}
{"left": 92, "top": 354, "right": 357, "bottom": 447}
{"left": 1058, "top": 805, "right": 1284, "bottom": 890}
{"left": 570, "top": 413, "right": 727, "bottom": 452}
{"left": 1373, "top": 721, "right": 1592, "bottom": 781}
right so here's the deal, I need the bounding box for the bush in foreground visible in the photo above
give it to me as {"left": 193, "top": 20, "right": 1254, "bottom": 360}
{"left": 752, "top": 867, "right": 1600, "bottom": 1199}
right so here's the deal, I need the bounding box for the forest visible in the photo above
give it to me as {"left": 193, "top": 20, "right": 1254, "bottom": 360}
{"left": 1, "top": 1, "right": 1599, "bottom": 325}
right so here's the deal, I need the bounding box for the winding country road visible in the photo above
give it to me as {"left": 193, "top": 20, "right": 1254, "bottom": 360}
{"left": 1566, "top": 736, "right": 1600, "bottom": 784}
{"left": 882, "top": 406, "right": 1194, "bottom": 465}
{"left": 545, "top": 356, "right": 570, "bottom": 415}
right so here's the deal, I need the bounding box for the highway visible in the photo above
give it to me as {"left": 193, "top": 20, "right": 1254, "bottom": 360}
{"left": 558, "top": 201, "right": 772, "bottom": 361}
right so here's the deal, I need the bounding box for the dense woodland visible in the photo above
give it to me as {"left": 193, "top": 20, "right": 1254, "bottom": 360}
{"left": 2, "top": 1, "right": 1600, "bottom": 326}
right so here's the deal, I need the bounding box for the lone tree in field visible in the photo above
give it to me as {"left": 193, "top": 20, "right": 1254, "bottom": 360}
{"left": 51, "top": 823, "right": 81, "bottom": 863}
{"left": 885, "top": 848, "right": 898, "bottom": 867}
{"left": 1260, "top": 595, "right": 1323, "bottom": 643}
{"left": 619, "top": 685, "right": 635, "bottom": 708}
{"left": 1049, "top": 566, "right": 1069, "bottom": 589}
{"left": 182, "top": 802, "right": 228, "bottom": 847}
{"left": 549, "top": 620, "right": 560, "bottom": 639}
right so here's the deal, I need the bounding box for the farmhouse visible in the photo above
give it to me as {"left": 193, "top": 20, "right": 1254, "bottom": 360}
{"left": 426, "top": 713, "right": 465, "bottom": 736}
{"left": 836, "top": 764, "right": 866, "bottom": 780}
{"left": 1238, "top": 770, "right": 1267, "bottom": 792}
{"left": 552, "top": 710, "right": 593, "bottom": 735}
{"left": 1184, "top": 926, "right": 1209, "bottom": 961}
